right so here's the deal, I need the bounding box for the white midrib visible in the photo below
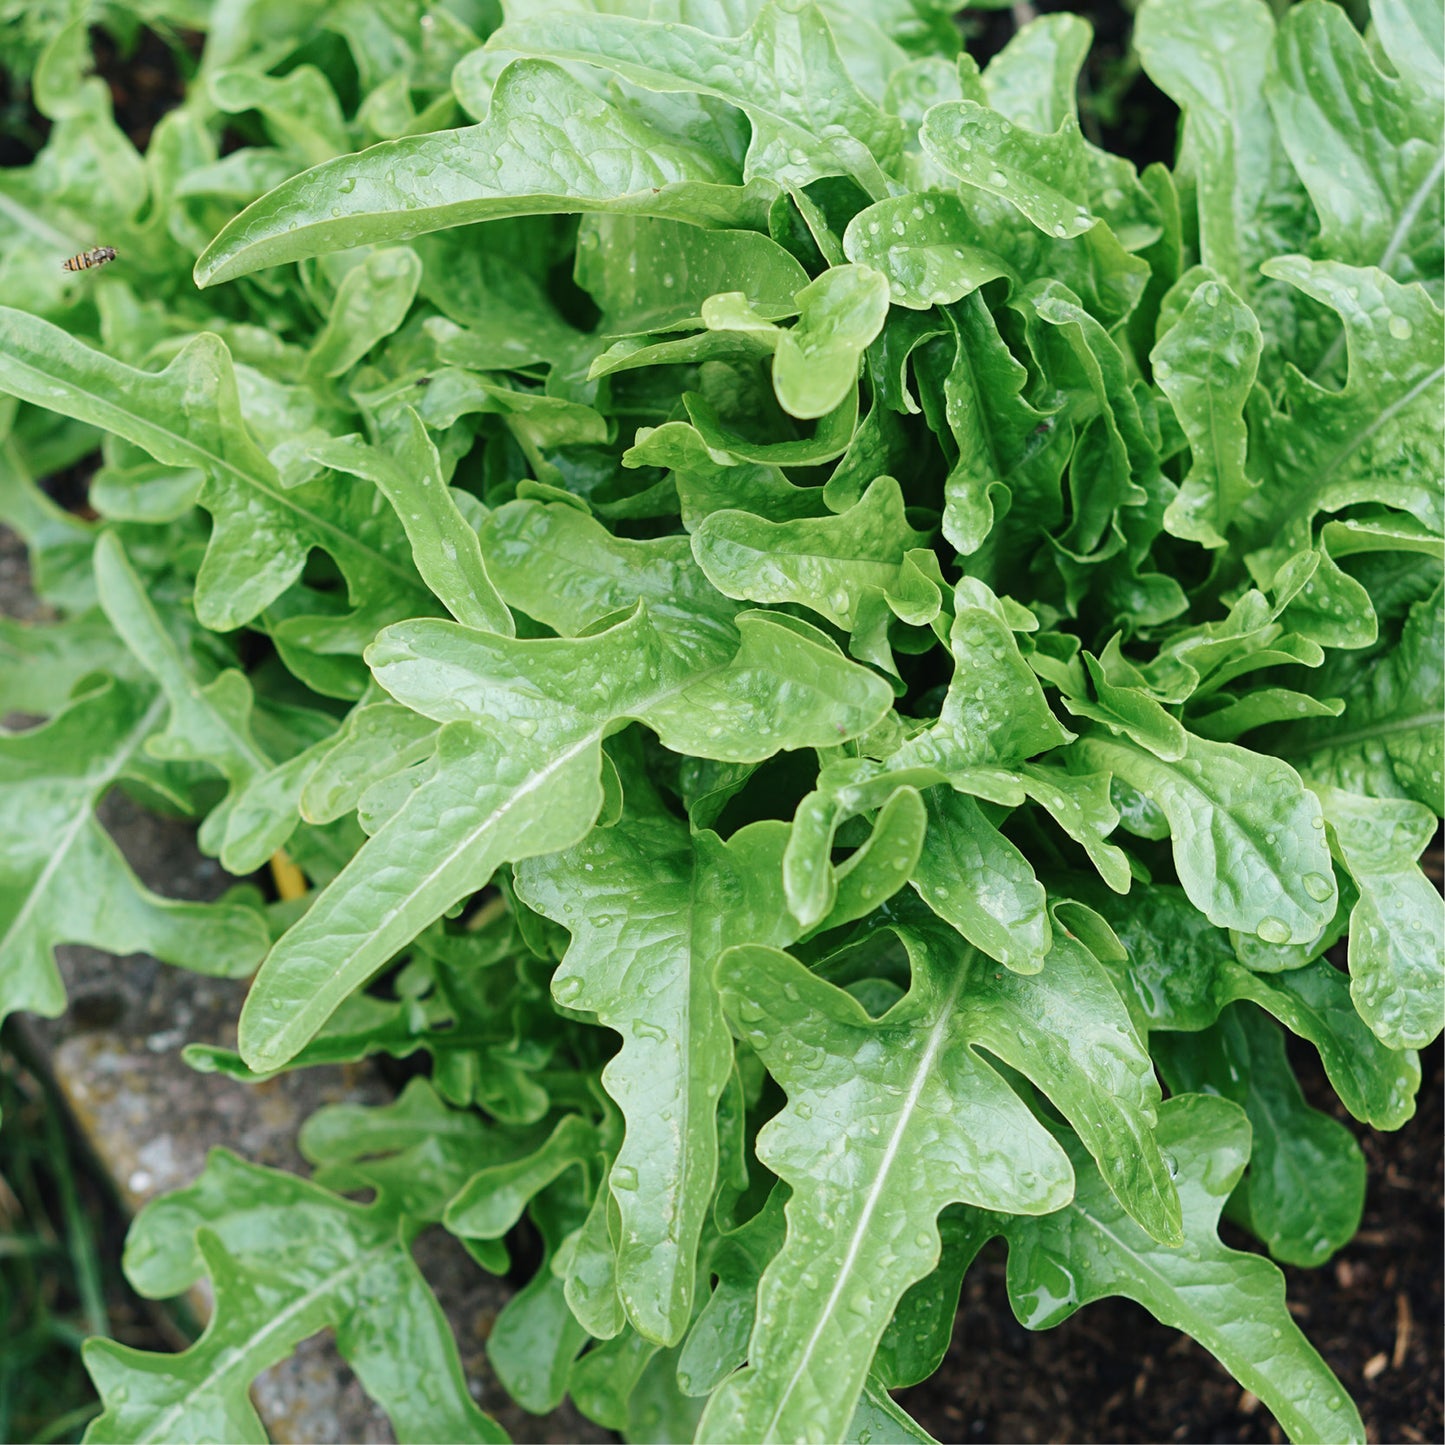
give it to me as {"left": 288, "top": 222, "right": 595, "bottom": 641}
{"left": 258, "top": 726, "right": 598, "bottom": 1063}
{"left": 1281, "top": 709, "right": 1440, "bottom": 757}
{"left": 1378, "top": 148, "right": 1445, "bottom": 277}
{"left": 1308, "top": 145, "right": 1444, "bottom": 382}
{"left": 257, "top": 660, "right": 730, "bottom": 1065}
{"left": 136, "top": 1248, "right": 376, "bottom": 1444}
{"left": 760, "top": 964, "right": 968, "bottom": 1438}
{"left": 0, "top": 693, "right": 166, "bottom": 962}
{"left": 0, "top": 337, "right": 420, "bottom": 593}
{"left": 1302, "top": 359, "right": 1445, "bottom": 500}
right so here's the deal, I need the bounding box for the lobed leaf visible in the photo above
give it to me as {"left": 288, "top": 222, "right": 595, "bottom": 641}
{"left": 488, "top": 3, "right": 903, "bottom": 197}
{"left": 1153, "top": 270, "right": 1262, "bottom": 546}
{"left": 308, "top": 409, "right": 513, "bottom": 634}
{"left": 515, "top": 775, "right": 797, "bottom": 1346}
{"left": 701, "top": 904, "right": 1178, "bottom": 1441}
{"left": 982, "top": 1095, "right": 1364, "bottom": 1445}
{"left": 1318, "top": 786, "right": 1444, "bottom": 1049}
{"left": 0, "top": 308, "right": 427, "bottom": 632}
{"left": 692, "top": 475, "right": 932, "bottom": 632}
{"left": 1265, "top": 0, "right": 1443, "bottom": 288}
{"left": 239, "top": 603, "right": 890, "bottom": 1069}
{"left": 84, "top": 1147, "right": 504, "bottom": 1444}
{"left": 1155, "top": 1007, "right": 1366, "bottom": 1267}
{"left": 0, "top": 677, "right": 268, "bottom": 1032}
{"left": 195, "top": 60, "right": 772, "bottom": 286}
{"left": 921, "top": 102, "right": 1097, "bottom": 241}
{"left": 1075, "top": 731, "right": 1336, "bottom": 945}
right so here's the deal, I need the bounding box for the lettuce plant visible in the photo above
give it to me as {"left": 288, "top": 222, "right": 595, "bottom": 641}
{"left": 1, "top": 0, "right": 1440, "bottom": 1441}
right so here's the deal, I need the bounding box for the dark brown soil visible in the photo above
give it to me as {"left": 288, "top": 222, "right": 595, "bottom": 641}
{"left": 0, "top": 21, "right": 196, "bottom": 168}
{"left": 89, "top": 25, "right": 200, "bottom": 154}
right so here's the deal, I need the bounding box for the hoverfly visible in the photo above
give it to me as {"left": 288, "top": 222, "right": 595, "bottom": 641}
{"left": 62, "top": 246, "right": 117, "bottom": 272}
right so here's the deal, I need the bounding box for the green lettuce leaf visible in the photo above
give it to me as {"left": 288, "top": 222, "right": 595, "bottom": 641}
{"left": 488, "top": 3, "right": 903, "bottom": 197}
{"left": 0, "top": 676, "right": 268, "bottom": 1032}
{"left": 698, "top": 906, "right": 1178, "bottom": 1441}
{"left": 1265, "top": 0, "right": 1443, "bottom": 289}
{"left": 978, "top": 1094, "right": 1364, "bottom": 1445}
{"left": 0, "top": 309, "right": 429, "bottom": 632}
{"left": 239, "top": 603, "right": 890, "bottom": 1070}
{"left": 514, "top": 771, "right": 799, "bottom": 1346}
{"left": 84, "top": 1132, "right": 505, "bottom": 1444}
{"left": 1154, "top": 1006, "right": 1366, "bottom": 1267}
{"left": 195, "top": 61, "right": 773, "bottom": 286}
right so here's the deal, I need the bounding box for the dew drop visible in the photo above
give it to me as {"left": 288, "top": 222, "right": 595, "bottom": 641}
{"left": 1256, "top": 916, "right": 1291, "bottom": 945}
{"left": 553, "top": 976, "right": 583, "bottom": 1004}
{"left": 988, "top": 169, "right": 1008, "bottom": 188}
{"left": 1303, "top": 872, "right": 1333, "bottom": 901}
{"left": 612, "top": 1165, "right": 639, "bottom": 1191}
{"left": 1388, "top": 315, "right": 1412, "bottom": 340}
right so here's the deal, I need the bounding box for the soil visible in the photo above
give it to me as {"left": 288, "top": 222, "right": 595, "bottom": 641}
{"left": 3, "top": 7, "right": 1440, "bottom": 1445}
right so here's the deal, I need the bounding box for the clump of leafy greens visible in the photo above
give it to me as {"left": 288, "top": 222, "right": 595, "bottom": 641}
{"left": 0, "top": 0, "right": 1440, "bottom": 1441}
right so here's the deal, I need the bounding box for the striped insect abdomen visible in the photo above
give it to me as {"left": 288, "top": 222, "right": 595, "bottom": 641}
{"left": 62, "top": 246, "right": 118, "bottom": 272}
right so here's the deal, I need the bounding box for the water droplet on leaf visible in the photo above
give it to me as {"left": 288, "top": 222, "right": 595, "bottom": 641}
{"left": 1256, "top": 916, "right": 1291, "bottom": 944}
